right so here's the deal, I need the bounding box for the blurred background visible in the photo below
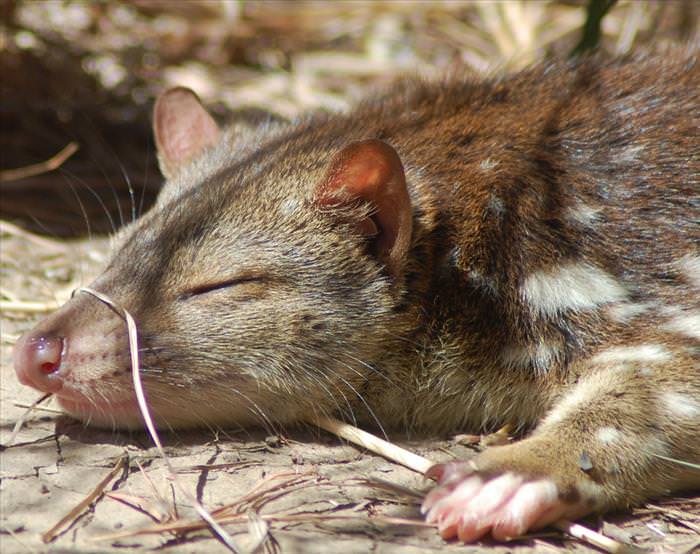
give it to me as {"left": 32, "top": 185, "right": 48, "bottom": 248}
{"left": 1, "top": 0, "right": 698, "bottom": 236}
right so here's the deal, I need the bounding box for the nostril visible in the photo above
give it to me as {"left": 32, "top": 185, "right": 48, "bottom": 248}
{"left": 33, "top": 336, "right": 64, "bottom": 375}
{"left": 41, "top": 361, "right": 60, "bottom": 374}
{"left": 14, "top": 333, "right": 65, "bottom": 393}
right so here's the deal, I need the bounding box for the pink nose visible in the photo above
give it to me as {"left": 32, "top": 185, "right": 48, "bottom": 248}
{"left": 14, "top": 332, "right": 66, "bottom": 394}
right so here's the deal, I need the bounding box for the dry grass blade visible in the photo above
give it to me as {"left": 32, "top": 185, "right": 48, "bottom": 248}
{"left": 651, "top": 453, "right": 700, "bottom": 471}
{"left": 242, "top": 510, "right": 269, "bottom": 553}
{"left": 174, "top": 460, "right": 262, "bottom": 473}
{"left": 105, "top": 492, "right": 168, "bottom": 523}
{"left": 357, "top": 477, "right": 424, "bottom": 500}
{"left": 91, "top": 511, "right": 432, "bottom": 543}
{"left": 11, "top": 401, "right": 62, "bottom": 414}
{"left": 0, "top": 299, "right": 62, "bottom": 313}
{"left": 312, "top": 416, "right": 634, "bottom": 554}
{"left": 644, "top": 503, "right": 700, "bottom": 534}
{"left": 3, "top": 393, "right": 53, "bottom": 447}
{"left": 0, "top": 220, "right": 69, "bottom": 252}
{"left": 215, "top": 471, "right": 320, "bottom": 516}
{"left": 0, "top": 142, "right": 78, "bottom": 183}
{"left": 77, "top": 287, "right": 243, "bottom": 554}
{"left": 42, "top": 455, "right": 127, "bottom": 543}
{"left": 311, "top": 415, "right": 433, "bottom": 473}
{"left": 133, "top": 458, "right": 176, "bottom": 521}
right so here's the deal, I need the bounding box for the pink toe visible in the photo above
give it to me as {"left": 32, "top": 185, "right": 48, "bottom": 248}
{"left": 457, "top": 515, "right": 492, "bottom": 542}
{"left": 491, "top": 480, "right": 559, "bottom": 539}
{"left": 426, "top": 475, "right": 485, "bottom": 523}
{"left": 422, "top": 486, "right": 451, "bottom": 515}
{"left": 467, "top": 473, "right": 523, "bottom": 515}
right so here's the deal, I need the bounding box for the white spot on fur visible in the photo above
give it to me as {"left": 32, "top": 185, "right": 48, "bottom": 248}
{"left": 522, "top": 262, "right": 627, "bottom": 317}
{"left": 661, "top": 311, "right": 700, "bottom": 340}
{"left": 591, "top": 344, "right": 672, "bottom": 365}
{"left": 606, "top": 301, "right": 655, "bottom": 323}
{"left": 544, "top": 377, "right": 605, "bottom": 425}
{"left": 480, "top": 158, "right": 499, "bottom": 170}
{"left": 488, "top": 194, "right": 505, "bottom": 217}
{"left": 617, "top": 144, "right": 644, "bottom": 163}
{"left": 468, "top": 269, "right": 498, "bottom": 296}
{"left": 663, "top": 392, "right": 700, "bottom": 419}
{"left": 596, "top": 426, "right": 624, "bottom": 444}
{"left": 678, "top": 254, "right": 700, "bottom": 289}
{"left": 566, "top": 202, "right": 601, "bottom": 227}
{"left": 279, "top": 197, "right": 300, "bottom": 216}
{"left": 500, "top": 341, "right": 561, "bottom": 373}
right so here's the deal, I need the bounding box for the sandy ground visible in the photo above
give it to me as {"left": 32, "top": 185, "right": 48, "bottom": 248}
{"left": 1, "top": 232, "right": 699, "bottom": 554}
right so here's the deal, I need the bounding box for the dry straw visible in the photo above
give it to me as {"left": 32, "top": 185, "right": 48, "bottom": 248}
{"left": 310, "top": 415, "right": 637, "bottom": 554}
{"left": 0, "top": 142, "right": 78, "bottom": 183}
{"left": 77, "top": 287, "right": 244, "bottom": 553}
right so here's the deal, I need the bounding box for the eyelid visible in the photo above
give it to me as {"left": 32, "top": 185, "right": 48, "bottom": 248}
{"left": 181, "top": 275, "right": 265, "bottom": 299}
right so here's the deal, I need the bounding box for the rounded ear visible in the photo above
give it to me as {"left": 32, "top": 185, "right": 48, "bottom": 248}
{"left": 318, "top": 139, "right": 413, "bottom": 278}
{"left": 153, "top": 87, "right": 221, "bottom": 179}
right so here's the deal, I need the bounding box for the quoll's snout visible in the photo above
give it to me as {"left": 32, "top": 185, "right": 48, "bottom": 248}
{"left": 12, "top": 291, "right": 149, "bottom": 428}
{"left": 14, "top": 332, "right": 65, "bottom": 394}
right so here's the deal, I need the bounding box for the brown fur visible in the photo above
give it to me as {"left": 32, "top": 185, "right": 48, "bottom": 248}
{"left": 15, "top": 46, "right": 700, "bottom": 520}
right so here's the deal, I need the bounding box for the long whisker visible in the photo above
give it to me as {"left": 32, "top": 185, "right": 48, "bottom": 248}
{"left": 62, "top": 172, "right": 93, "bottom": 240}
{"left": 339, "top": 351, "right": 403, "bottom": 391}
{"left": 59, "top": 168, "right": 117, "bottom": 235}
{"left": 138, "top": 146, "right": 153, "bottom": 219}
{"left": 300, "top": 368, "right": 353, "bottom": 426}
{"left": 115, "top": 160, "right": 137, "bottom": 225}
{"left": 331, "top": 371, "right": 388, "bottom": 441}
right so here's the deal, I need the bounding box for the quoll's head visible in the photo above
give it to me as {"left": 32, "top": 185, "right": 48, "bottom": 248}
{"left": 13, "top": 88, "right": 414, "bottom": 430}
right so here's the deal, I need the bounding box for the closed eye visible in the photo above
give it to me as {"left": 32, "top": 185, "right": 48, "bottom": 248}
{"left": 181, "top": 275, "right": 265, "bottom": 299}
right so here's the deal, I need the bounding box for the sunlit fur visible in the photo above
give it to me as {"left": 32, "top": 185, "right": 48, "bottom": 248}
{"left": 16, "top": 46, "right": 700, "bottom": 540}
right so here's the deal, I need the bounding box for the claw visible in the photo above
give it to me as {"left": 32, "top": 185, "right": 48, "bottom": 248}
{"left": 423, "top": 470, "right": 577, "bottom": 543}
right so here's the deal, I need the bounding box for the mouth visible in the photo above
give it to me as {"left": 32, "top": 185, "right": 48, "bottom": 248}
{"left": 55, "top": 391, "right": 144, "bottom": 429}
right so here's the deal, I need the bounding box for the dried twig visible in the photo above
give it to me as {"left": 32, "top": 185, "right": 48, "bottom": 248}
{"left": 311, "top": 416, "right": 637, "bottom": 554}
{"left": 77, "top": 287, "right": 244, "bottom": 554}
{"left": 91, "top": 511, "right": 432, "bottom": 542}
{"left": 105, "top": 491, "right": 168, "bottom": 523}
{"left": 3, "top": 393, "right": 53, "bottom": 447}
{"left": 42, "top": 455, "right": 127, "bottom": 543}
{"left": 311, "top": 415, "right": 433, "bottom": 473}
{"left": 0, "top": 220, "right": 69, "bottom": 252}
{"left": 11, "top": 401, "right": 62, "bottom": 414}
{"left": 0, "top": 299, "right": 62, "bottom": 313}
{"left": 1, "top": 142, "right": 79, "bottom": 183}
{"left": 644, "top": 503, "right": 700, "bottom": 534}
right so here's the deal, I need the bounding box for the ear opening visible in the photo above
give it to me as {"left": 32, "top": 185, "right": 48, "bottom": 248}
{"left": 317, "top": 139, "right": 413, "bottom": 277}
{"left": 153, "top": 87, "right": 221, "bottom": 179}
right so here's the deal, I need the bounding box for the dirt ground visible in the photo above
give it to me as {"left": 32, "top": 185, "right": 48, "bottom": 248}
{"left": 2, "top": 2, "right": 699, "bottom": 553}
{"left": 1, "top": 232, "right": 699, "bottom": 554}
{"left": 1, "top": 233, "right": 700, "bottom": 554}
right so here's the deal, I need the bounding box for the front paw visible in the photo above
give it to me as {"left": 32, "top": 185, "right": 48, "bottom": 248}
{"left": 421, "top": 459, "right": 595, "bottom": 542}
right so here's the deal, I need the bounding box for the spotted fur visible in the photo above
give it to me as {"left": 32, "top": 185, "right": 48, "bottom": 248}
{"left": 15, "top": 46, "right": 700, "bottom": 541}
